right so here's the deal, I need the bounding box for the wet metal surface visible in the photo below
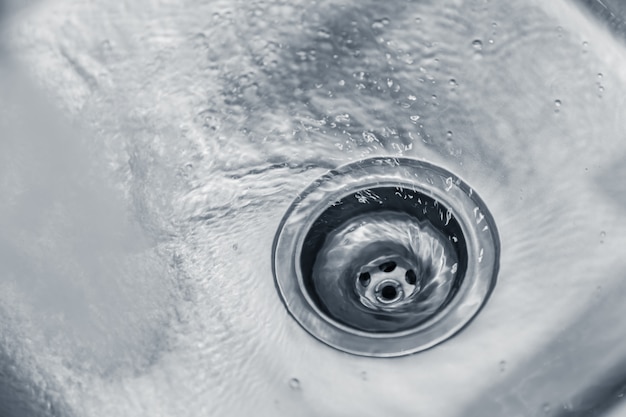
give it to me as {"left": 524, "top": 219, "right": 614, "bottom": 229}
{"left": 1, "top": 0, "right": 626, "bottom": 416}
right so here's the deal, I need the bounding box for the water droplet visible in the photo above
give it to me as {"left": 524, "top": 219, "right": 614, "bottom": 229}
{"left": 446, "top": 131, "right": 453, "bottom": 139}
{"left": 472, "top": 40, "right": 483, "bottom": 50}
{"left": 598, "top": 85, "right": 604, "bottom": 93}
{"left": 492, "top": 22, "right": 498, "bottom": 27}
{"left": 338, "top": 79, "right": 345, "bottom": 86}
{"left": 449, "top": 78, "right": 458, "bottom": 87}
{"left": 387, "top": 78, "right": 394, "bottom": 88}
{"left": 101, "top": 39, "right": 113, "bottom": 52}
{"left": 360, "top": 371, "right": 368, "bottom": 381}
{"left": 488, "top": 39, "right": 494, "bottom": 44}
{"left": 499, "top": 360, "right": 506, "bottom": 372}
{"left": 371, "top": 18, "right": 390, "bottom": 30}
{"left": 362, "top": 131, "right": 378, "bottom": 143}
{"left": 415, "top": 17, "right": 422, "bottom": 24}
{"left": 408, "top": 94, "right": 417, "bottom": 101}
{"left": 598, "top": 72, "right": 603, "bottom": 80}
{"left": 431, "top": 95, "right": 437, "bottom": 100}
{"left": 289, "top": 378, "right": 301, "bottom": 390}
{"left": 317, "top": 28, "right": 331, "bottom": 39}
{"left": 410, "top": 115, "right": 421, "bottom": 122}
{"left": 554, "top": 99, "right": 562, "bottom": 113}
{"left": 542, "top": 403, "right": 551, "bottom": 413}
{"left": 600, "top": 231, "right": 606, "bottom": 243}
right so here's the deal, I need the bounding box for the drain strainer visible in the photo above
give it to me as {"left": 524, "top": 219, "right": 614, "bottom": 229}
{"left": 272, "top": 157, "right": 500, "bottom": 357}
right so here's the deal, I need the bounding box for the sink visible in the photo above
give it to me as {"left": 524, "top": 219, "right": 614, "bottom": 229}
{"left": 1, "top": 0, "right": 625, "bottom": 416}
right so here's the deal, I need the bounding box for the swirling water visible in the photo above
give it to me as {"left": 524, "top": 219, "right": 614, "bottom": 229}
{"left": 313, "top": 211, "right": 458, "bottom": 332}
{"left": 1, "top": 0, "right": 626, "bottom": 416}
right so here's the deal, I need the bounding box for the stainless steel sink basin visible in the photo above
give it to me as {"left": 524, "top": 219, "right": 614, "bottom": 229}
{"left": 1, "top": 0, "right": 625, "bottom": 416}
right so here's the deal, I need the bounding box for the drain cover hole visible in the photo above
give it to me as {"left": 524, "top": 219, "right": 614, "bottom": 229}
{"left": 405, "top": 270, "right": 417, "bottom": 285}
{"left": 358, "top": 272, "right": 371, "bottom": 286}
{"left": 379, "top": 261, "right": 397, "bottom": 273}
{"left": 381, "top": 285, "right": 398, "bottom": 300}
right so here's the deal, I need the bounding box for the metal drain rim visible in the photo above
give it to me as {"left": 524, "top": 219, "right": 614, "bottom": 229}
{"left": 272, "top": 157, "right": 500, "bottom": 357}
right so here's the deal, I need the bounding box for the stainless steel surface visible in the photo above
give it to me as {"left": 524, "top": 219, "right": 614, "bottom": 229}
{"left": 1, "top": 0, "right": 626, "bottom": 415}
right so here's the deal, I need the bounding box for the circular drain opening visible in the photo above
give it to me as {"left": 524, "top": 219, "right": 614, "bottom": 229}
{"left": 381, "top": 285, "right": 397, "bottom": 300}
{"left": 272, "top": 157, "right": 500, "bottom": 357}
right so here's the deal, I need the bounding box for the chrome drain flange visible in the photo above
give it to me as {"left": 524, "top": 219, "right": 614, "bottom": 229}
{"left": 272, "top": 157, "right": 500, "bottom": 357}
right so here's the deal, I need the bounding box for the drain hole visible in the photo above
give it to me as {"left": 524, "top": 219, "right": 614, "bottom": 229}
{"left": 405, "top": 270, "right": 417, "bottom": 285}
{"left": 379, "top": 261, "right": 397, "bottom": 273}
{"left": 273, "top": 157, "right": 500, "bottom": 356}
{"left": 381, "top": 285, "right": 398, "bottom": 300}
{"left": 358, "top": 272, "right": 371, "bottom": 286}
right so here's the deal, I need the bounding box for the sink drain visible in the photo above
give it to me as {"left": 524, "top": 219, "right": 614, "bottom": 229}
{"left": 272, "top": 157, "right": 500, "bottom": 357}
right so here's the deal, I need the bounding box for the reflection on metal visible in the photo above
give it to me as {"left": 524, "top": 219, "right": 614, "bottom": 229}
{"left": 272, "top": 157, "right": 500, "bottom": 357}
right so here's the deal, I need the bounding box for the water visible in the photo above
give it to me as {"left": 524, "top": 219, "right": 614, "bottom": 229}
{"left": 313, "top": 211, "right": 458, "bottom": 332}
{"left": 1, "top": 0, "right": 626, "bottom": 416}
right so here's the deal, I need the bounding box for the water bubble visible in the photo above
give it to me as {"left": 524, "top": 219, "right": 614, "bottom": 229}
{"left": 317, "top": 28, "right": 331, "bottom": 39}
{"left": 597, "top": 72, "right": 603, "bottom": 80}
{"left": 431, "top": 95, "right": 437, "bottom": 100}
{"left": 362, "top": 131, "right": 378, "bottom": 143}
{"left": 410, "top": 115, "right": 421, "bottom": 122}
{"left": 542, "top": 403, "right": 551, "bottom": 414}
{"left": 499, "top": 360, "right": 506, "bottom": 372}
{"left": 338, "top": 79, "right": 345, "bottom": 86}
{"left": 472, "top": 40, "right": 483, "bottom": 50}
{"left": 449, "top": 79, "right": 458, "bottom": 87}
{"left": 600, "top": 231, "right": 606, "bottom": 243}
{"left": 371, "top": 18, "right": 390, "bottom": 30}
{"left": 101, "top": 39, "right": 113, "bottom": 52}
{"left": 360, "top": 371, "right": 368, "bottom": 381}
{"left": 289, "top": 378, "right": 301, "bottom": 390}
{"left": 554, "top": 99, "right": 562, "bottom": 113}
{"left": 408, "top": 94, "right": 417, "bottom": 101}
{"left": 446, "top": 131, "right": 453, "bottom": 139}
